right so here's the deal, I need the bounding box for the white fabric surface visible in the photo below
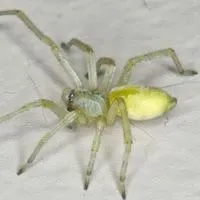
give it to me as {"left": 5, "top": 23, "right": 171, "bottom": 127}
{"left": 0, "top": 0, "right": 200, "bottom": 200}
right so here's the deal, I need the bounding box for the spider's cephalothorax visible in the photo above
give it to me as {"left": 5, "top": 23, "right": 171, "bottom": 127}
{"left": 65, "top": 89, "right": 108, "bottom": 117}
{"left": 0, "top": 9, "right": 197, "bottom": 200}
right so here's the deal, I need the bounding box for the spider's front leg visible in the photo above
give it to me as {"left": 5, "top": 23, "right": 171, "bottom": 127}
{"left": 107, "top": 98, "right": 133, "bottom": 199}
{"left": 0, "top": 9, "right": 82, "bottom": 87}
{"left": 95, "top": 57, "right": 116, "bottom": 92}
{"left": 61, "top": 38, "right": 97, "bottom": 89}
{"left": 61, "top": 39, "right": 116, "bottom": 92}
{"left": 84, "top": 57, "right": 116, "bottom": 92}
{"left": 117, "top": 48, "right": 198, "bottom": 86}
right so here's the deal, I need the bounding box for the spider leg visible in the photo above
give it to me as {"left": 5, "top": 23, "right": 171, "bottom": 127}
{"left": 84, "top": 57, "right": 116, "bottom": 92}
{"left": 0, "top": 10, "right": 82, "bottom": 88}
{"left": 61, "top": 38, "right": 97, "bottom": 89}
{"left": 107, "top": 98, "right": 133, "bottom": 199}
{"left": 0, "top": 99, "right": 66, "bottom": 123}
{"left": 84, "top": 119, "right": 105, "bottom": 190}
{"left": 118, "top": 99, "right": 132, "bottom": 200}
{"left": 117, "top": 48, "right": 198, "bottom": 86}
{"left": 17, "top": 111, "right": 77, "bottom": 175}
{"left": 96, "top": 57, "right": 116, "bottom": 92}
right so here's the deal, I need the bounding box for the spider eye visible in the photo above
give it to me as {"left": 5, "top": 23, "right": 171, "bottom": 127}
{"left": 67, "top": 89, "right": 76, "bottom": 112}
{"left": 68, "top": 89, "right": 75, "bottom": 100}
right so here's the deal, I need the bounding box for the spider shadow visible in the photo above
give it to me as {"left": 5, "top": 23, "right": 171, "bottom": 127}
{"left": 0, "top": 23, "right": 69, "bottom": 89}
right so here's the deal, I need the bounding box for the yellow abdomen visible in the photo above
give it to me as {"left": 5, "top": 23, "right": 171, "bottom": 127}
{"left": 109, "top": 85, "right": 177, "bottom": 120}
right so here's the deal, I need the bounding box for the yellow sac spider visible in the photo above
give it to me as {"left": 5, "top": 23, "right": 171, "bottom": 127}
{"left": 0, "top": 9, "right": 198, "bottom": 200}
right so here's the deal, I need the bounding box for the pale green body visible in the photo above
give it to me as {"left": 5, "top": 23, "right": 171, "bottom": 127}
{"left": 70, "top": 85, "right": 177, "bottom": 122}
{"left": 69, "top": 90, "right": 107, "bottom": 117}
{"left": 0, "top": 9, "right": 197, "bottom": 200}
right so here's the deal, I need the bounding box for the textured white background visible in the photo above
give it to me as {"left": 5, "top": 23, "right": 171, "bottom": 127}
{"left": 0, "top": 0, "right": 200, "bottom": 200}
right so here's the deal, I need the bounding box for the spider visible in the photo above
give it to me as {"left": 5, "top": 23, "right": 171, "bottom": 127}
{"left": 0, "top": 9, "right": 198, "bottom": 199}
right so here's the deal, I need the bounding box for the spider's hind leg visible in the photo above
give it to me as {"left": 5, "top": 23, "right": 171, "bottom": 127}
{"left": 118, "top": 48, "right": 198, "bottom": 86}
